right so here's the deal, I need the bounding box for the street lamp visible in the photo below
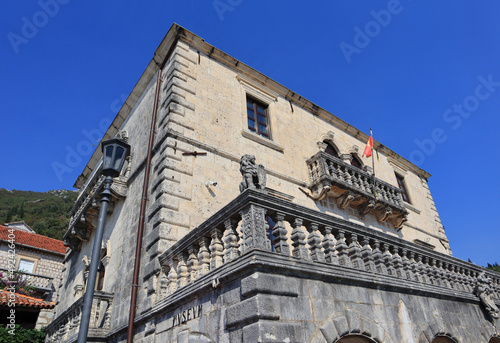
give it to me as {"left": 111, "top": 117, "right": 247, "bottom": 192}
{"left": 77, "top": 138, "right": 130, "bottom": 343}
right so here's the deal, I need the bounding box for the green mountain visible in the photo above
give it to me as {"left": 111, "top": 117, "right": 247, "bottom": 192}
{"left": 0, "top": 189, "right": 78, "bottom": 240}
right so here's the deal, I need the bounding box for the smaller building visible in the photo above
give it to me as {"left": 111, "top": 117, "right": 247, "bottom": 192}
{"left": 0, "top": 225, "right": 66, "bottom": 329}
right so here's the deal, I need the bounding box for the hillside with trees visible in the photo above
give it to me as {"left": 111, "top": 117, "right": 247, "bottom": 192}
{"left": 0, "top": 189, "right": 77, "bottom": 240}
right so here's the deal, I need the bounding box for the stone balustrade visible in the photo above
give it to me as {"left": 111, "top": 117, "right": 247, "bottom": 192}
{"left": 157, "top": 189, "right": 500, "bottom": 305}
{"left": 306, "top": 151, "right": 408, "bottom": 228}
{"left": 45, "top": 291, "right": 113, "bottom": 343}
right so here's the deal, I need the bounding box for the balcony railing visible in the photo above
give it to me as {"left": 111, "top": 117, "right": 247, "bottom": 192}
{"left": 157, "top": 189, "right": 500, "bottom": 311}
{"left": 45, "top": 291, "right": 113, "bottom": 343}
{"left": 0, "top": 268, "right": 53, "bottom": 295}
{"left": 306, "top": 151, "right": 407, "bottom": 228}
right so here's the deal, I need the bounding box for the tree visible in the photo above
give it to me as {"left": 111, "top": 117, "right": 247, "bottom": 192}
{"left": 487, "top": 262, "right": 500, "bottom": 273}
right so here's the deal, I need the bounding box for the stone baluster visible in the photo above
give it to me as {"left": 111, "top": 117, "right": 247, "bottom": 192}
{"left": 223, "top": 218, "right": 240, "bottom": 262}
{"left": 455, "top": 267, "right": 465, "bottom": 291}
{"left": 401, "top": 249, "right": 413, "bottom": 281}
{"left": 344, "top": 166, "right": 352, "bottom": 185}
{"left": 197, "top": 237, "right": 211, "bottom": 278}
{"left": 444, "top": 262, "right": 455, "bottom": 289}
{"left": 451, "top": 265, "right": 460, "bottom": 290}
{"left": 291, "top": 218, "right": 309, "bottom": 260}
{"left": 322, "top": 226, "right": 338, "bottom": 264}
{"left": 372, "top": 240, "right": 387, "bottom": 275}
{"left": 348, "top": 233, "right": 365, "bottom": 270}
{"left": 421, "top": 256, "right": 432, "bottom": 285}
{"left": 464, "top": 269, "right": 473, "bottom": 292}
{"left": 272, "top": 212, "right": 290, "bottom": 256}
{"left": 408, "top": 251, "right": 420, "bottom": 282}
{"left": 382, "top": 243, "right": 394, "bottom": 276}
{"left": 240, "top": 204, "right": 269, "bottom": 253}
{"left": 308, "top": 223, "right": 325, "bottom": 262}
{"left": 437, "top": 261, "right": 449, "bottom": 288}
{"left": 167, "top": 259, "right": 178, "bottom": 294}
{"left": 391, "top": 247, "right": 404, "bottom": 279}
{"left": 187, "top": 245, "right": 199, "bottom": 283}
{"left": 335, "top": 229, "right": 351, "bottom": 267}
{"left": 103, "top": 300, "right": 112, "bottom": 328}
{"left": 329, "top": 162, "right": 338, "bottom": 180}
{"left": 361, "top": 237, "right": 375, "bottom": 272}
{"left": 159, "top": 264, "right": 169, "bottom": 299}
{"left": 209, "top": 228, "right": 224, "bottom": 269}
{"left": 177, "top": 252, "right": 189, "bottom": 288}
{"left": 429, "top": 259, "right": 440, "bottom": 286}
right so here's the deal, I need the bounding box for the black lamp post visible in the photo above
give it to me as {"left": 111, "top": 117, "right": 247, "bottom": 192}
{"left": 77, "top": 138, "right": 130, "bottom": 343}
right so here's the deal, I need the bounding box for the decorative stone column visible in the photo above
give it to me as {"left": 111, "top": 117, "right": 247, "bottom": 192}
{"left": 240, "top": 204, "right": 269, "bottom": 253}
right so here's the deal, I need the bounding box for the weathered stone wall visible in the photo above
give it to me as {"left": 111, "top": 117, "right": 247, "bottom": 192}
{"left": 118, "top": 255, "right": 500, "bottom": 343}
{"left": 51, "top": 26, "right": 459, "bottom": 342}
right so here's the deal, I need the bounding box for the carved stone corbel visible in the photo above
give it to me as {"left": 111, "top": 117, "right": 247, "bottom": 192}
{"left": 393, "top": 212, "right": 408, "bottom": 230}
{"left": 376, "top": 206, "right": 393, "bottom": 223}
{"left": 64, "top": 236, "right": 81, "bottom": 251}
{"left": 358, "top": 199, "right": 375, "bottom": 216}
{"left": 337, "top": 191, "right": 355, "bottom": 210}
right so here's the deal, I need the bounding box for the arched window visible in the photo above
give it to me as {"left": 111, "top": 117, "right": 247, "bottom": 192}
{"left": 324, "top": 141, "right": 339, "bottom": 158}
{"left": 489, "top": 338, "right": 500, "bottom": 343}
{"left": 350, "top": 154, "right": 362, "bottom": 169}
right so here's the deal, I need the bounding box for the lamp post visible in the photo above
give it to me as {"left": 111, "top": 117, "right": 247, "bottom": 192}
{"left": 77, "top": 138, "right": 130, "bottom": 343}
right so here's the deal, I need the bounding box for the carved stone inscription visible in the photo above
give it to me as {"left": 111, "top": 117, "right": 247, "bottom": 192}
{"left": 172, "top": 305, "right": 202, "bottom": 327}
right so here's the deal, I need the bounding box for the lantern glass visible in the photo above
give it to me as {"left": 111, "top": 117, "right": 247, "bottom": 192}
{"left": 101, "top": 138, "right": 130, "bottom": 177}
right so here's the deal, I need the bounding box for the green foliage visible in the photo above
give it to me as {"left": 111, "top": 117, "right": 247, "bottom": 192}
{"left": 0, "top": 325, "right": 45, "bottom": 343}
{"left": 487, "top": 262, "right": 500, "bottom": 273}
{"left": 0, "top": 189, "right": 77, "bottom": 240}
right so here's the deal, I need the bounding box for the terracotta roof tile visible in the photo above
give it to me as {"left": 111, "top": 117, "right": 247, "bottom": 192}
{"left": 0, "top": 290, "right": 55, "bottom": 309}
{"left": 0, "top": 226, "right": 66, "bottom": 254}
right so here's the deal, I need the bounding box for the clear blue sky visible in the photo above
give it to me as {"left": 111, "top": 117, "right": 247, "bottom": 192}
{"left": 1, "top": 1, "right": 499, "bottom": 267}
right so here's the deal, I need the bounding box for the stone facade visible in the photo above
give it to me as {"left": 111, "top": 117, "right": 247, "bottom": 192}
{"left": 47, "top": 24, "right": 500, "bottom": 343}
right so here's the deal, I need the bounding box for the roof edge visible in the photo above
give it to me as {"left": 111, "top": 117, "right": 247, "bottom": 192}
{"left": 74, "top": 23, "right": 431, "bottom": 188}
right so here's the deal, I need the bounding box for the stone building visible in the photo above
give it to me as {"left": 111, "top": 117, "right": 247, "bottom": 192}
{"left": 46, "top": 24, "right": 500, "bottom": 342}
{"left": 0, "top": 225, "right": 65, "bottom": 329}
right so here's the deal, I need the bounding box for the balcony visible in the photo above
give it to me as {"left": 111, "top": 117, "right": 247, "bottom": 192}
{"left": 155, "top": 189, "right": 500, "bottom": 316}
{"left": 306, "top": 151, "right": 408, "bottom": 229}
{"left": 45, "top": 291, "right": 113, "bottom": 343}
{"left": 0, "top": 268, "right": 54, "bottom": 298}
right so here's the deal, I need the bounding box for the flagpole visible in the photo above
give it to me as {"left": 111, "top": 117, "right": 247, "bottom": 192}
{"left": 370, "top": 128, "right": 376, "bottom": 197}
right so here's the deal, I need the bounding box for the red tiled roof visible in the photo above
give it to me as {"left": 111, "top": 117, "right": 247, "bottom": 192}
{"left": 0, "top": 290, "right": 55, "bottom": 309}
{"left": 0, "top": 226, "right": 66, "bottom": 254}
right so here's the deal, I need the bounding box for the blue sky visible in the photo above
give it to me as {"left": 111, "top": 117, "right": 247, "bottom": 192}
{"left": 1, "top": 1, "right": 499, "bottom": 267}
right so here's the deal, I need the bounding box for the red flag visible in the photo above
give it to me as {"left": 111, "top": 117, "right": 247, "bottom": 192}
{"left": 362, "top": 130, "right": 373, "bottom": 158}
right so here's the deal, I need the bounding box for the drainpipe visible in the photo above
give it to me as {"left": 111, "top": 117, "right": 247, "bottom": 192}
{"left": 126, "top": 69, "right": 162, "bottom": 343}
{"left": 126, "top": 37, "right": 179, "bottom": 342}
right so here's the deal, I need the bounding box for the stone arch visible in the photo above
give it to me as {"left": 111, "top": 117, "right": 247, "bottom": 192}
{"left": 419, "top": 314, "right": 462, "bottom": 343}
{"left": 317, "top": 131, "right": 341, "bottom": 156}
{"left": 431, "top": 334, "right": 458, "bottom": 342}
{"left": 489, "top": 336, "right": 500, "bottom": 343}
{"left": 309, "top": 308, "right": 395, "bottom": 343}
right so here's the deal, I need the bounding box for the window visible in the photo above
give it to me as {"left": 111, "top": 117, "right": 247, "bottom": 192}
{"left": 324, "top": 141, "right": 339, "bottom": 158}
{"left": 18, "top": 258, "right": 35, "bottom": 273}
{"left": 351, "top": 154, "right": 362, "bottom": 169}
{"left": 395, "top": 173, "right": 411, "bottom": 203}
{"left": 247, "top": 96, "right": 270, "bottom": 139}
